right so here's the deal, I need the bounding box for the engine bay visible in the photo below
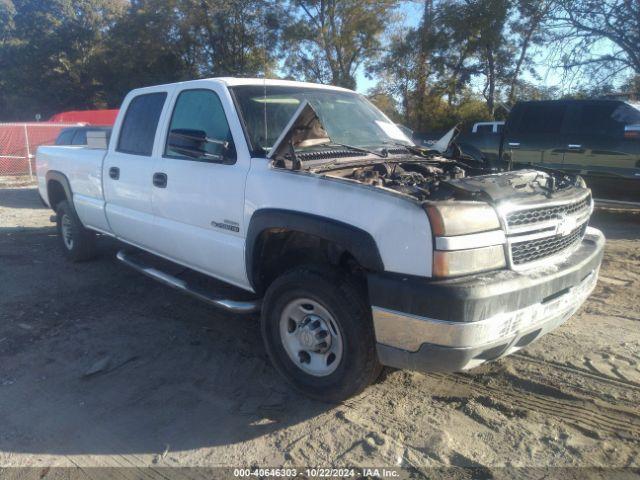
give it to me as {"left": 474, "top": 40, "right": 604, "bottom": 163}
{"left": 311, "top": 155, "right": 582, "bottom": 203}
{"left": 317, "top": 157, "right": 472, "bottom": 201}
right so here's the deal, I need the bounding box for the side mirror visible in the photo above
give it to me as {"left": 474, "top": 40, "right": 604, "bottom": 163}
{"left": 167, "top": 129, "right": 229, "bottom": 160}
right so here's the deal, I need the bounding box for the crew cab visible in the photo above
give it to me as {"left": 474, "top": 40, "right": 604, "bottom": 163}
{"left": 457, "top": 99, "right": 640, "bottom": 205}
{"left": 36, "top": 78, "right": 604, "bottom": 402}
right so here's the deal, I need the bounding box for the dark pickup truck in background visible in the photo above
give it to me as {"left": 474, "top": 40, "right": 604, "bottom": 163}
{"left": 456, "top": 99, "right": 640, "bottom": 205}
{"left": 55, "top": 126, "right": 112, "bottom": 146}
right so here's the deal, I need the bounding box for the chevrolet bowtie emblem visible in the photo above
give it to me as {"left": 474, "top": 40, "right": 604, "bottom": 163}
{"left": 556, "top": 216, "right": 576, "bottom": 236}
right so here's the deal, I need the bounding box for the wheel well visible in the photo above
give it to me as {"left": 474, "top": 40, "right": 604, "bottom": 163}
{"left": 47, "top": 180, "right": 67, "bottom": 210}
{"left": 251, "top": 229, "right": 366, "bottom": 295}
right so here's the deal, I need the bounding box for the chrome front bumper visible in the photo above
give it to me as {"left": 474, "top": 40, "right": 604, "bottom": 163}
{"left": 369, "top": 227, "right": 604, "bottom": 372}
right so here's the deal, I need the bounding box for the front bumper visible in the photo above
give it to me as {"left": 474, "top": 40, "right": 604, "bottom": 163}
{"left": 369, "top": 227, "right": 605, "bottom": 372}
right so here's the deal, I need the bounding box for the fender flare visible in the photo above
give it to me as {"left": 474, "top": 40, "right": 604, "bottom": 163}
{"left": 245, "top": 208, "right": 384, "bottom": 290}
{"left": 45, "top": 170, "right": 74, "bottom": 209}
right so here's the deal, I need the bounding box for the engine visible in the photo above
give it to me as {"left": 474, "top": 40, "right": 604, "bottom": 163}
{"left": 324, "top": 159, "right": 469, "bottom": 201}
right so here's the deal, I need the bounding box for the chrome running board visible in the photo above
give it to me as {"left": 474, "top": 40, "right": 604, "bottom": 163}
{"left": 116, "top": 250, "right": 261, "bottom": 314}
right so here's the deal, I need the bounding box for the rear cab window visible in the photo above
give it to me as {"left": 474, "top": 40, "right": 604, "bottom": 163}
{"left": 117, "top": 92, "right": 167, "bottom": 156}
{"left": 475, "top": 124, "right": 493, "bottom": 134}
{"left": 71, "top": 129, "right": 87, "bottom": 145}
{"left": 55, "top": 129, "right": 75, "bottom": 145}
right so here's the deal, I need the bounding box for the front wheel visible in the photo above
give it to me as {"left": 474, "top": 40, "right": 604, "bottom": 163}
{"left": 56, "top": 200, "right": 97, "bottom": 262}
{"left": 261, "top": 266, "right": 382, "bottom": 402}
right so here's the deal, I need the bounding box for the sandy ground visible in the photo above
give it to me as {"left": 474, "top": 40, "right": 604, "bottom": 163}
{"left": 0, "top": 186, "right": 639, "bottom": 477}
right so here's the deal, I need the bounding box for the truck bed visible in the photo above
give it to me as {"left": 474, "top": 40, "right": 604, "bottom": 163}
{"left": 36, "top": 145, "right": 108, "bottom": 230}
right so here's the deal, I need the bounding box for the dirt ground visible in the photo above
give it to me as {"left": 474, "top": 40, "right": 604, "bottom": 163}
{"left": 0, "top": 186, "right": 639, "bottom": 477}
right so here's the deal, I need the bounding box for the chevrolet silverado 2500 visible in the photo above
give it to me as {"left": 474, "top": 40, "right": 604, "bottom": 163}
{"left": 36, "top": 78, "right": 604, "bottom": 402}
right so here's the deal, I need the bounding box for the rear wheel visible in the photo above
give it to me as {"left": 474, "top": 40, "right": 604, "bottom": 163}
{"left": 56, "top": 200, "right": 97, "bottom": 262}
{"left": 261, "top": 265, "right": 382, "bottom": 402}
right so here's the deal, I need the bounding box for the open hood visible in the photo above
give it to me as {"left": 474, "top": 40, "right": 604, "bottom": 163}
{"left": 267, "top": 100, "right": 330, "bottom": 161}
{"left": 431, "top": 126, "right": 458, "bottom": 153}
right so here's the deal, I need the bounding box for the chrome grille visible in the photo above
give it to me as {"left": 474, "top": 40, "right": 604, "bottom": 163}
{"left": 511, "top": 224, "right": 586, "bottom": 265}
{"left": 506, "top": 196, "right": 591, "bottom": 228}
{"left": 501, "top": 193, "right": 592, "bottom": 269}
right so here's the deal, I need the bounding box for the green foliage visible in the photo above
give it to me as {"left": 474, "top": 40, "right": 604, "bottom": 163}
{"left": 0, "top": 0, "right": 128, "bottom": 119}
{"left": 0, "top": 0, "right": 631, "bottom": 124}
{"left": 0, "top": 0, "right": 287, "bottom": 120}
{"left": 370, "top": 0, "right": 557, "bottom": 133}
{"left": 367, "top": 89, "right": 402, "bottom": 123}
{"left": 282, "top": 0, "right": 400, "bottom": 89}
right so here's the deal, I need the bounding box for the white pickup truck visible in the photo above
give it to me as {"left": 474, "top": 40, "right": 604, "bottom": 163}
{"left": 36, "top": 78, "right": 604, "bottom": 401}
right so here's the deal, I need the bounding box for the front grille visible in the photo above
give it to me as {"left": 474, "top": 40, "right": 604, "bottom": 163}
{"left": 511, "top": 224, "right": 586, "bottom": 265}
{"left": 507, "top": 196, "right": 590, "bottom": 228}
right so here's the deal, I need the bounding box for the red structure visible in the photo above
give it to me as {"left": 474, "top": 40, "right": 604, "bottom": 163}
{"left": 1, "top": 109, "right": 118, "bottom": 178}
{"left": 48, "top": 109, "right": 119, "bottom": 125}
{"left": 0, "top": 123, "right": 83, "bottom": 177}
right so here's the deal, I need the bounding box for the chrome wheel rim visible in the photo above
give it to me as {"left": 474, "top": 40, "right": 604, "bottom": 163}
{"left": 61, "top": 214, "right": 74, "bottom": 250}
{"left": 279, "top": 298, "right": 344, "bottom": 377}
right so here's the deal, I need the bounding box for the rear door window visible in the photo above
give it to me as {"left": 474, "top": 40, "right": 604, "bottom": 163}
{"left": 117, "top": 92, "right": 167, "bottom": 156}
{"left": 566, "top": 102, "right": 616, "bottom": 136}
{"left": 513, "top": 103, "right": 567, "bottom": 134}
{"left": 565, "top": 102, "right": 640, "bottom": 139}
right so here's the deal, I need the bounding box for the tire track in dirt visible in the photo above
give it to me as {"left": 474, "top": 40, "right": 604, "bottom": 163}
{"left": 512, "top": 353, "right": 640, "bottom": 391}
{"left": 422, "top": 371, "right": 640, "bottom": 441}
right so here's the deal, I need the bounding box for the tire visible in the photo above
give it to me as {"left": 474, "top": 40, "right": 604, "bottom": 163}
{"left": 261, "top": 265, "right": 382, "bottom": 403}
{"left": 55, "top": 200, "right": 97, "bottom": 262}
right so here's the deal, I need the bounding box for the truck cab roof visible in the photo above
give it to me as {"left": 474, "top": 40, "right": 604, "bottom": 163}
{"left": 127, "top": 77, "right": 354, "bottom": 96}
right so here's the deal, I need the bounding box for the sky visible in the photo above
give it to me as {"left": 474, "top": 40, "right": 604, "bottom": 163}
{"left": 353, "top": 2, "right": 623, "bottom": 96}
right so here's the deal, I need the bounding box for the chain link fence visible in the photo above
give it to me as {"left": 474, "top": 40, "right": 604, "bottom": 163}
{"left": 0, "top": 123, "right": 82, "bottom": 183}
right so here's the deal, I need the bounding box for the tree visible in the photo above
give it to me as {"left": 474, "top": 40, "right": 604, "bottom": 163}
{"left": 367, "top": 88, "right": 402, "bottom": 123}
{"left": 0, "top": 0, "right": 127, "bottom": 120}
{"left": 193, "top": 0, "right": 287, "bottom": 77}
{"left": 506, "top": 0, "right": 555, "bottom": 104}
{"left": 0, "top": 0, "right": 15, "bottom": 45}
{"left": 97, "top": 0, "right": 198, "bottom": 106}
{"left": 439, "top": 0, "right": 512, "bottom": 117}
{"left": 371, "top": 0, "right": 517, "bottom": 131}
{"left": 0, "top": 0, "right": 288, "bottom": 120}
{"left": 553, "top": 0, "right": 640, "bottom": 86}
{"left": 283, "top": 0, "right": 399, "bottom": 89}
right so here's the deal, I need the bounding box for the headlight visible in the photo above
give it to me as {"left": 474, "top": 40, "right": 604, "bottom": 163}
{"left": 426, "top": 202, "right": 506, "bottom": 277}
{"left": 426, "top": 202, "right": 501, "bottom": 236}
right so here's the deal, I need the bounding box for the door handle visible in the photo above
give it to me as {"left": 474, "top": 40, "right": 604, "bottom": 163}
{"left": 153, "top": 172, "right": 168, "bottom": 188}
{"left": 109, "top": 167, "right": 120, "bottom": 180}
{"left": 567, "top": 144, "right": 582, "bottom": 150}
{"left": 508, "top": 142, "right": 520, "bottom": 149}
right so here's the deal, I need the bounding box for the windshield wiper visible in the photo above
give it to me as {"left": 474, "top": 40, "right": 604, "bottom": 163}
{"left": 327, "top": 142, "right": 388, "bottom": 158}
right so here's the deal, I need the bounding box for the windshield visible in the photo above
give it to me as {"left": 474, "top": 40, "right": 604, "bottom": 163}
{"left": 230, "top": 85, "right": 412, "bottom": 155}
